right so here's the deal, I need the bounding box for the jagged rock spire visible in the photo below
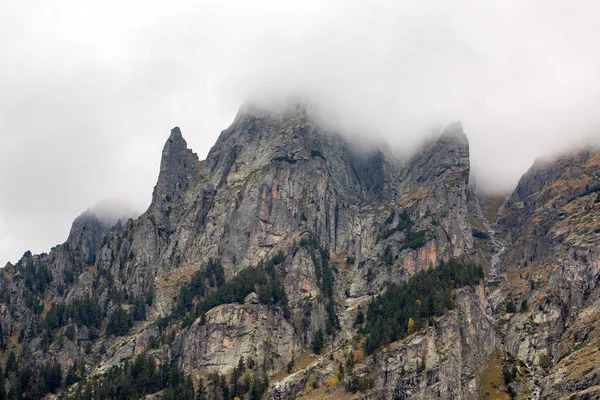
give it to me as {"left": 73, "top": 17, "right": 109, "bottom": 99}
{"left": 149, "top": 127, "right": 202, "bottom": 222}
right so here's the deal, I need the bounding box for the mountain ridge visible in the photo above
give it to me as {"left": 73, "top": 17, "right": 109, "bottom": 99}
{"left": 0, "top": 104, "right": 599, "bottom": 399}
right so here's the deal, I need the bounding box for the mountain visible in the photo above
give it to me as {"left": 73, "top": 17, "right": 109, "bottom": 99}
{"left": 0, "top": 103, "right": 599, "bottom": 400}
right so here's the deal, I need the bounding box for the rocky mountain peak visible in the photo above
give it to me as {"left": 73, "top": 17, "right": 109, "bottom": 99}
{"left": 510, "top": 148, "right": 600, "bottom": 203}
{"left": 67, "top": 201, "right": 138, "bottom": 265}
{"left": 441, "top": 120, "right": 466, "bottom": 139}
{"left": 5, "top": 101, "right": 600, "bottom": 400}
{"left": 66, "top": 209, "right": 107, "bottom": 264}
{"left": 169, "top": 125, "right": 183, "bottom": 139}
{"left": 498, "top": 147, "right": 600, "bottom": 271}
{"left": 238, "top": 101, "right": 310, "bottom": 121}
{"left": 149, "top": 126, "right": 202, "bottom": 223}
{"left": 204, "top": 102, "right": 342, "bottom": 188}
{"left": 407, "top": 121, "right": 470, "bottom": 186}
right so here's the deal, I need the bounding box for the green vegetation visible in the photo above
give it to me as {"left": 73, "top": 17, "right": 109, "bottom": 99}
{"left": 354, "top": 309, "right": 364, "bottom": 326}
{"left": 502, "top": 367, "right": 513, "bottom": 385}
{"left": 313, "top": 329, "right": 324, "bottom": 354}
{"left": 0, "top": 324, "right": 5, "bottom": 352}
{"left": 107, "top": 306, "right": 133, "bottom": 336}
{"left": 197, "top": 264, "right": 288, "bottom": 313}
{"left": 382, "top": 245, "right": 393, "bottom": 265}
{"left": 170, "top": 257, "right": 290, "bottom": 329}
{"left": 22, "top": 262, "right": 53, "bottom": 294}
{"left": 220, "top": 357, "right": 269, "bottom": 400}
{"left": 43, "top": 285, "right": 153, "bottom": 339}
{"left": 378, "top": 211, "right": 411, "bottom": 241}
{"left": 0, "top": 358, "right": 62, "bottom": 400}
{"left": 23, "top": 290, "right": 44, "bottom": 314}
{"left": 72, "top": 354, "right": 195, "bottom": 400}
{"left": 0, "top": 369, "right": 4, "bottom": 400}
{"left": 384, "top": 211, "right": 396, "bottom": 225}
{"left": 362, "top": 259, "right": 484, "bottom": 354}
{"left": 346, "top": 374, "right": 374, "bottom": 393}
{"left": 472, "top": 230, "right": 491, "bottom": 240}
{"left": 538, "top": 353, "right": 553, "bottom": 372}
{"left": 310, "top": 150, "right": 326, "bottom": 161}
{"left": 176, "top": 259, "right": 225, "bottom": 317}
{"left": 478, "top": 349, "right": 512, "bottom": 400}
{"left": 132, "top": 293, "right": 152, "bottom": 321}
{"left": 10, "top": 257, "right": 54, "bottom": 315}
{"left": 44, "top": 296, "right": 103, "bottom": 331}
{"left": 506, "top": 299, "right": 516, "bottom": 314}
{"left": 403, "top": 229, "right": 426, "bottom": 250}
{"left": 273, "top": 154, "right": 297, "bottom": 164}
{"left": 74, "top": 356, "right": 269, "bottom": 400}
{"left": 377, "top": 211, "right": 426, "bottom": 250}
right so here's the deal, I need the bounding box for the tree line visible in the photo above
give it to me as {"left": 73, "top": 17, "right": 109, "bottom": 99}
{"left": 360, "top": 259, "right": 484, "bottom": 354}
{"left": 73, "top": 354, "right": 269, "bottom": 400}
{"left": 166, "top": 257, "right": 290, "bottom": 330}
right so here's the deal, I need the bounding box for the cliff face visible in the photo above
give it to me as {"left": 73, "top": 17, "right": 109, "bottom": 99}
{"left": 139, "top": 105, "right": 471, "bottom": 280}
{"left": 1, "top": 102, "right": 598, "bottom": 399}
{"left": 271, "top": 284, "right": 499, "bottom": 400}
{"left": 499, "top": 150, "right": 600, "bottom": 271}
{"left": 489, "top": 149, "right": 600, "bottom": 399}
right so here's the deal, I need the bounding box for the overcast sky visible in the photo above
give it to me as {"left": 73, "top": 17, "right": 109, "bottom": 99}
{"left": 1, "top": 0, "right": 600, "bottom": 264}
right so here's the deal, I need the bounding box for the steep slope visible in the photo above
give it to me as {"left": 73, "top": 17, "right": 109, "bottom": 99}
{"left": 481, "top": 148, "right": 600, "bottom": 399}
{"left": 0, "top": 103, "right": 501, "bottom": 400}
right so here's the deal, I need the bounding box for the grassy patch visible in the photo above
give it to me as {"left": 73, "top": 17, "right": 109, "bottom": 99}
{"left": 479, "top": 349, "right": 510, "bottom": 400}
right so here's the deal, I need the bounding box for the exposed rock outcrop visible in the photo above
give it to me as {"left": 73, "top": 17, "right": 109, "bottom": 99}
{"left": 1, "top": 102, "right": 598, "bottom": 399}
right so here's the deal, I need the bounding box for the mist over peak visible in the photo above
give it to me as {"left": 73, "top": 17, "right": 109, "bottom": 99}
{"left": 2, "top": 0, "right": 600, "bottom": 264}
{"left": 89, "top": 198, "right": 141, "bottom": 228}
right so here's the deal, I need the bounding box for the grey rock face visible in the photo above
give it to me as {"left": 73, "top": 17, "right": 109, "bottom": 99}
{"left": 369, "top": 285, "right": 498, "bottom": 400}
{"left": 0, "top": 102, "right": 564, "bottom": 399}
{"left": 175, "top": 302, "right": 299, "bottom": 376}
{"left": 269, "top": 285, "right": 499, "bottom": 400}
{"left": 149, "top": 126, "right": 203, "bottom": 226}
{"left": 486, "top": 148, "right": 600, "bottom": 398}
{"left": 67, "top": 209, "right": 110, "bottom": 265}
{"left": 499, "top": 148, "right": 600, "bottom": 270}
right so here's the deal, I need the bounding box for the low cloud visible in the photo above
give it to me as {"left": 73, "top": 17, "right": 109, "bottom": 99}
{"left": 1, "top": 0, "right": 599, "bottom": 263}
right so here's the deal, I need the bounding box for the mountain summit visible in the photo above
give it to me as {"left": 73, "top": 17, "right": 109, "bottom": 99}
{"left": 1, "top": 104, "right": 599, "bottom": 399}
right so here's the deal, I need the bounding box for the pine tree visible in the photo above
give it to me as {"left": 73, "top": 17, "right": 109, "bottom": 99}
{"left": 506, "top": 299, "right": 516, "bottom": 313}
{"left": 0, "top": 367, "right": 6, "bottom": 400}
{"left": 181, "top": 375, "right": 195, "bottom": 400}
{"left": 313, "top": 329, "right": 324, "bottom": 354}
{"left": 242, "top": 370, "right": 252, "bottom": 394}
{"left": 196, "top": 378, "right": 206, "bottom": 400}
{"left": 220, "top": 375, "right": 230, "bottom": 400}
{"left": 4, "top": 352, "right": 16, "bottom": 377}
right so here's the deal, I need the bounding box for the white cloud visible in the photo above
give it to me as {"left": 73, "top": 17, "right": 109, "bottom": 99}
{"left": 1, "top": 0, "right": 599, "bottom": 263}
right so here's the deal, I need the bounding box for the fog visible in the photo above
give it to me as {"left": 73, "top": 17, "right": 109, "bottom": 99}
{"left": 88, "top": 199, "right": 140, "bottom": 229}
{"left": 1, "top": 0, "right": 600, "bottom": 264}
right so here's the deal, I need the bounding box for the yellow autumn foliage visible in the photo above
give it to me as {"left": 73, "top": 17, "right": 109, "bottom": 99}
{"left": 407, "top": 317, "right": 415, "bottom": 335}
{"left": 353, "top": 349, "right": 364, "bottom": 363}
{"left": 304, "top": 382, "right": 312, "bottom": 394}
